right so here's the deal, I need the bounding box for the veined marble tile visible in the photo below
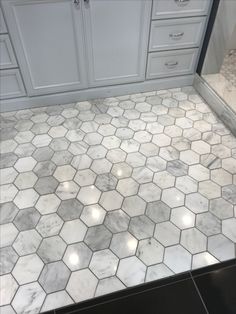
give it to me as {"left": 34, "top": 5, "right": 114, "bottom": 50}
{"left": 117, "top": 256, "right": 146, "bottom": 287}
{"left": 12, "top": 282, "right": 45, "bottom": 314}
{"left": 0, "top": 87, "right": 236, "bottom": 314}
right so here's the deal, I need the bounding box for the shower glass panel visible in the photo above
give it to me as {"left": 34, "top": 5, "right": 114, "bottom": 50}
{"left": 201, "top": 0, "right": 236, "bottom": 112}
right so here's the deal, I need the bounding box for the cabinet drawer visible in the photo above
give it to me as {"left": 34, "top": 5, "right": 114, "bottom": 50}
{"left": 0, "top": 8, "right": 7, "bottom": 34}
{"left": 152, "top": 0, "right": 211, "bottom": 19}
{"left": 0, "top": 69, "right": 26, "bottom": 99}
{"left": 146, "top": 48, "right": 198, "bottom": 79}
{"left": 149, "top": 17, "right": 206, "bottom": 51}
{"left": 0, "top": 34, "right": 17, "bottom": 69}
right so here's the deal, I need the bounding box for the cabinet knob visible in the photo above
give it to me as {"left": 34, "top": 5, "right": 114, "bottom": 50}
{"left": 165, "top": 61, "right": 179, "bottom": 68}
{"left": 174, "top": 0, "right": 190, "bottom": 6}
{"left": 74, "top": 0, "right": 80, "bottom": 6}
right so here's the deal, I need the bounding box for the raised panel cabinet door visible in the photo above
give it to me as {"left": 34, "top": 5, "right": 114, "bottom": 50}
{"left": 82, "top": 0, "right": 152, "bottom": 87}
{"left": 2, "top": 0, "right": 88, "bottom": 96}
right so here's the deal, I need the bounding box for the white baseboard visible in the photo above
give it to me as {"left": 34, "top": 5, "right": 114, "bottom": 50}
{"left": 194, "top": 74, "right": 236, "bottom": 136}
{"left": 0, "top": 75, "right": 194, "bottom": 112}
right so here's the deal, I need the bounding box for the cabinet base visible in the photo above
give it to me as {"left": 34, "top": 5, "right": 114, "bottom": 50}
{"left": 0, "top": 75, "right": 194, "bottom": 112}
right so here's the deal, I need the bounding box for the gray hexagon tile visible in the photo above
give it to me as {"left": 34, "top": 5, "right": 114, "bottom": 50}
{"left": 37, "top": 236, "right": 66, "bottom": 263}
{"left": 66, "top": 269, "right": 98, "bottom": 302}
{"left": 1, "top": 87, "right": 236, "bottom": 314}
{"left": 0, "top": 274, "right": 18, "bottom": 307}
{"left": 60, "top": 219, "right": 87, "bottom": 244}
{"left": 13, "top": 229, "right": 42, "bottom": 256}
{"left": 110, "top": 231, "right": 137, "bottom": 258}
{"left": 0, "top": 247, "right": 18, "bottom": 275}
{"left": 95, "top": 277, "right": 125, "bottom": 297}
{"left": 117, "top": 256, "right": 146, "bottom": 287}
{"left": 0, "top": 202, "right": 19, "bottom": 225}
{"left": 137, "top": 238, "right": 164, "bottom": 266}
{"left": 12, "top": 254, "right": 44, "bottom": 285}
{"left": 146, "top": 263, "right": 174, "bottom": 282}
{"left": 14, "top": 207, "right": 40, "bottom": 231}
{"left": 89, "top": 249, "right": 119, "bottom": 279}
{"left": 63, "top": 242, "right": 92, "bottom": 271}
{"left": 39, "top": 261, "right": 70, "bottom": 293}
{"left": 57, "top": 199, "right": 83, "bottom": 221}
{"left": 41, "top": 291, "right": 73, "bottom": 312}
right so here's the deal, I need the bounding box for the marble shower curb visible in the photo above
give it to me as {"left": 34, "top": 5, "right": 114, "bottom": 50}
{"left": 194, "top": 74, "right": 236, "bottom": 137}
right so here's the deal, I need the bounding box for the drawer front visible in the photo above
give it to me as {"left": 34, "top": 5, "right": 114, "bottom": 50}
{"left": 149, "top": 17, "right": 207, "bottom": 51}
{"left": 0, "top": 34, "right": 17, "bottom": 69}
{"left": 146, "top": 48, "right": 198, "bottom": 79}
{"left": 0, "top": 8, "right": 7, "bottom": 34}
{"left": 152, "top": 0, "right": 211, "bottom": 19}
{"left": 0, "top": 69, "right": 26, "bottom": 99}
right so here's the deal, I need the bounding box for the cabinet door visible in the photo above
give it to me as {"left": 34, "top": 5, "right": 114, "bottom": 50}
{"left": 2, "top": 0, "right": 87, "bottom": 96}
{"left": 83, "top": 0, "right": 152, "bottom": 87}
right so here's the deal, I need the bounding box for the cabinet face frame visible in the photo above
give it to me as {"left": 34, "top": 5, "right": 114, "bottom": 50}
{"left": 81, "top": 0, "right": 152, "bottom": 87}
{"left": 0, "top": 68, "right": 26, "bottom": 99}
{"left": 0, "top": 8, "right": 8, "bottom": 34}
{"left": 0, "top": 34, "right": 18, "bottom": 69}
{"left": 2, "top": 0, "right": 88, "bottom": 96}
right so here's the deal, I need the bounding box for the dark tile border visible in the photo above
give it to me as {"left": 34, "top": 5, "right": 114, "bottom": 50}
{"left": 192, "top": 259, "right": 236, "bottom": 314}
{"left": 56, "top": 272, "right": 190, "bottom": 314}
{"left": 191, "top": 258, "right": 236, "bottom": 277}
{"left": 42, "top": 259, "right": 236, "bottom": 314}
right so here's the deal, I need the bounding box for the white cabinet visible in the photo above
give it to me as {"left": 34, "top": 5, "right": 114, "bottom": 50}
{"left": 2, "top": 0, "right": 151, "bottom": 96}
{"left": 0, "top": 0, "right": 212, "bottom": 109}
{"left": 83, "top": 0, "right": 151, "bottom": 87}
{"left": 2, "top": 0, "right": 88, "bottom": 96}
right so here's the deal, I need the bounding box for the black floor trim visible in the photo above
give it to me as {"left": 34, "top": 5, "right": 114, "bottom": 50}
{"left": 192, "top": 259, "right": 236, "bottom": 314}
{"left": 43, "top": 259, "right": 236, "bottom": 314}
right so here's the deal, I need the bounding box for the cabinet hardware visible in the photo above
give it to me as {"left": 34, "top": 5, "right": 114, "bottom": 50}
{"left": 169, "top": 32, "right": 184, "bottom": 39}
{"left": 74, "top": 0, "right": 80, "bottom": 6}
{"left": 174, "top": 0, "right": 190, "bottom": 6}
{"left": 84, "top": 0, "right": 89, "bottom": 3}
{"left": 165, "top": 61, "right": 179, "bottom": 68}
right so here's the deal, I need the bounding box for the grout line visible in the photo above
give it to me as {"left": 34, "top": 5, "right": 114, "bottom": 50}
{"left": 190, "top": 272, "right": 209, "bottom": 314}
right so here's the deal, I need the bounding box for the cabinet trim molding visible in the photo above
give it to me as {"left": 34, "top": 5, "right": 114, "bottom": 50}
{"left": 0, "top": 68, "right": 26, "bottom": 99}
{"left": 0, "top": 34, "right": 18, "bottom": 69}
{"left": 0, "top": 74, "right": 194, "bottom": 112}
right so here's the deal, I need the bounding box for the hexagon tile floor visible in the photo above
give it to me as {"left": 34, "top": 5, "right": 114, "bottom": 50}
{"left": 1, "top": 86, "right": 236, "bottom": 314}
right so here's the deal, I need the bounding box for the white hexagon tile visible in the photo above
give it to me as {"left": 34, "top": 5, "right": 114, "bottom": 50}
{"left": 0, "top": 87, "right": 236, "bottom": 314}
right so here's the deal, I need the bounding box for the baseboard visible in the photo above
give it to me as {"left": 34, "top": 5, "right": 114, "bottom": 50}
{"left": 194, "top": 74, "right": 236, "bottom": 136}
{"left": 0, "top": 75, "right": 194, "bottom": 112}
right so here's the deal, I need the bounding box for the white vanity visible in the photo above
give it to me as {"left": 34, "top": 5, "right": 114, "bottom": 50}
{"left": 0, "top": 0, "right": 212, "bottom": 111}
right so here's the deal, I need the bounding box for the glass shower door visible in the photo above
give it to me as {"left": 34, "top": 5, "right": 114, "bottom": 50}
{"left": 200, "top": 0, "right": 236, "bottom": 112}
